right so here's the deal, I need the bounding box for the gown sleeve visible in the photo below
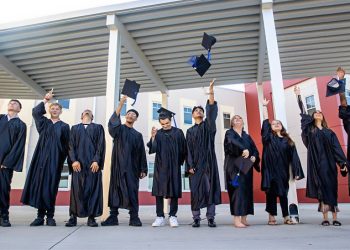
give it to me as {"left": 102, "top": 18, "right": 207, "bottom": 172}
{"left": 298, "top": 95, "right": 313, "bottom": 148}
{"left": 248, "top": 134, "right": 261, "bottom": 172}
{"left": 339, "top": 105, "right": 350, "bottom": 135}
{"left": 68, "top": 126, "right": 77, "bottom": 172}
{"left": 32, "top": 102, "right": 48, "bottom": 134}
{"left": 330, "top": 130, "right": 347, "bottom": 167}
{"left": 147, "top": 135, "right": 158, "bottom": 155}
{"left": 178, "top": 129, "right": 187, "bottom": 166}
{"left": 261, "top": 119, "right": 272, "bottom": 144}
{"left": 185, "top": 129, "right": 194, "bottom": 174}
{"left": 92, "top": 125, "right": 106, "bottom": 170}
{"left": 289, "top": 144, "right": 305, "bottom": 180}
{"left": 205, "top": 100, "right": 218, "bottom": 133}
{"left": 137, "top": 134, "right": 148, "bottom": 175}
{"left": 108, "top": 112, "right": 122, "bottom": 139}
{"left": 2, "top": 122, "right": 27, "bottom": 172}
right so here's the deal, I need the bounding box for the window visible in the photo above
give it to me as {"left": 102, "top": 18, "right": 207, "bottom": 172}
{"left": 148, "top": 162, "right": 155, "bottom": 190}
{"left": 59, "top": 161, "right": 69, "bottom": 189}
{"left": 184, "top": 107, "right": 192, "bottom": 125}
{"left": 181, "top": 165, "right": 190, "bottom": 191}
{"left": 223, "top": 113, "right": 231, "bottom": 129}
{"left": 121, "top": 100, "right": 127, "bottom": 116}
{"left": 152, "top": 102, "right": 162, "bottom": 120}
{"left": 57, "top": 99, "right": 70, "bottom": 109}
{"left": 305, "top": 95, "right": 316, "bottom": 116}
{"left": 346, "top": 89, "right": 350, "bottom": 105}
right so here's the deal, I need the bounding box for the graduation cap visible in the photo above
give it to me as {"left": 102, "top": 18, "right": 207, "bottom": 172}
{"left": 121, "top": 79, "right": 140, "bottom": 105}
{"left": 188, "top": 54, "right": 211, "bottom": 77}
{"left": 234, "top": 157, "right": 254, "bottom": 175}
{"left": 157, "top": 107, "right": 177, "bottom": 127}
{"left": 201, "top": 32, "right": 216, "bottom": 58}
{"left": 326, "top": 78, "right": 346, "bottom": 97}
{"left": 229, "top": 157, "right": 254, "bottom": 188}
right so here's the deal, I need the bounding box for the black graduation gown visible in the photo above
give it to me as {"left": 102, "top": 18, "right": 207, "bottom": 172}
{"left": 224, "top": 129, "right": 260, "bottom": 216}
{"left": 108, "top": 113, "right": 148, "bottom": 210}
{"left": 338, "top": 105, "right": 350, "bottom": 195}
{"left": 0, "top": 115, "right": 27, "bottom": 213}
{"left": 147, "top": 127, "right": 187, "bottom": 198}
{"left": 0, "top": 115, "right": 27, "bottom": 172}
{"left": 21, "top": 102, "right": 70, "bottom": 211}
{"left": 300, "top": 113, "right": 346, "bottom": 207}
{"left": 261, "top": 119, "right": 304, "bottom": 197}
{"left": 185, "top": 101, "right": 221, "bottom": 211}
{"left": 68, "top": 123, "right": 105, "bottom": 218}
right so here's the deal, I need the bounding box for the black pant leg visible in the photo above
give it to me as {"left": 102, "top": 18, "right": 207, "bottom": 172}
{"left": 46, "top": 207, "right": 55, "bottom": 219}
{"left": 169, "top": 198, "right": 178, "bottom": 217}
{"left": 155, "top": 196, "right": 164, "bottom": 217}
{"left": 265, "top": 186, "right": 277, "bottom": 216}
{"left": 279, "top": 195, "right": 289, "bottom": 217}
{"left": 0, "top": 168, "right": 13, "bottom": 218}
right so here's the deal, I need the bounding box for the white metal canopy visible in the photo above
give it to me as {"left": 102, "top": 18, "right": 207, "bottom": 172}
{"left": 0, "top": 0, "right": 350, "bottom": 99}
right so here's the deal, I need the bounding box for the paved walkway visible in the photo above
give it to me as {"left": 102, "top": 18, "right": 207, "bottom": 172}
{"left": 1, "top": 204, "right": 350, "bottom": 250}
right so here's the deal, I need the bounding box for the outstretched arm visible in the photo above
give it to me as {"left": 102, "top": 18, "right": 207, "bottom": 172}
{"left": 208, "top": 79, "right": 215, "bottom": 105}
{"left": 294, "top": 86, "right": 306, "bottom": 114}
{"left": 262, "top": 98, "right": 269, "bottom": 120}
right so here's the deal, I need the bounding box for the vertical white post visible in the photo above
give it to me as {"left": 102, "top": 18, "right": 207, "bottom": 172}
{"left": 102, "top": 14, "right": 122, "bottom": 219}
{"left": 262, "top": 0, "right": 287, "bottom": 126}
{"left": 256, "top": 83, "right": 265, "bottom": 125}
{"left": 161, "top": 93, "right": 170, "bottom": 214}
{"left": 262, "top": 0, "right": 299, "bottom": 222}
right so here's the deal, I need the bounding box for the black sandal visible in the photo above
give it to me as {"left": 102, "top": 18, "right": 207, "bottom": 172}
{"left": 321, "top": 220, "right": 330, "bottom": 226}
{"left": 332, "top": 220, "right": 342, "bottom": 226}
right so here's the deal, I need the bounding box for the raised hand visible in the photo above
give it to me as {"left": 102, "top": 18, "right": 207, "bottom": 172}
{"left": 262, "top": 98, "right": 270, "bottom": 106}
{"left": 242, "top": 149, "right": 250, "bottom": 158}
{"left": 72, "top": 161, "right": 81, "bottom": 172}
{"left": 151, "top": 126, "right": 157, "bottom": 139}
{"left": 139, "top": 172, "right": 147, "bottom": 179}
{"left": 90, "top": 162, "right": 99, "bottom": 173}
{"left": 120, "top": 95, "right": 128, "bottom": 103}
{"left": 44, "top": 88, "right": 54, "bottom": 101}
{"left": 294, "top": 86, "right": 301, "bottom": 96}
{"left": 209, "top": 78, "right": 216, "bottom": 91}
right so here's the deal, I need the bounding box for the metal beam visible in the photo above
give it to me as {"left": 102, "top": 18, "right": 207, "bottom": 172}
{"left": 114, "top": 15, "right": 168, "bottom": 94}
{"left": 0, "top": 54, "right": 47, "bottom": 99}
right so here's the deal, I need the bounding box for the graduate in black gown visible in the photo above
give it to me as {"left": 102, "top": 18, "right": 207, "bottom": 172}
{"left": 0, "top": 100, "right": 27, "bottom": 227}
{"left": 65, "top": 109, "right": 105, "bottom": 227}
{"left": 186, "top": 79, "right": 221, "bottom": 228}
{"left": 337, "top": 67, "right": 350, "bottom": 197}
{"left": 261, "top": 98, "right": 304, "bottom": 225}
{"left": 224, "top": 115, "right": 260, "bottom": 228}
{"left": 147, "top": 108, "right": 187, "bottom": 228}
{"left": 102, "top": 95, "right": 148, "bottom": 227}
{"left": 294, "top": 86, "right": 348, "bottom": 226}
{"left": 21, "top": 90, "right": 70, "bottom": 226}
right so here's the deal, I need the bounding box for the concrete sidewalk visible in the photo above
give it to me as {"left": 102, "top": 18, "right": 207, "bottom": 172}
{"left": 1, "top": 204, "right": 350, "bottom": 250}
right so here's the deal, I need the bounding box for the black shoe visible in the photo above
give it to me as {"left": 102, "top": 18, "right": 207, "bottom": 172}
{"left": 101, "top": 215, "right": 118, "bottom": 226}
{"left": 208, "top": 218, "right": 216, "bottom": 228}
{"left": 192, "top": 219, "right": 200, "bottom": 228}
{"left": 129, "top": 217, "right": 142, "bottom": 227}
{"left": 1, "top": 218, "right": 11, "bottom": 227}
{"left": 46, "top": 218, "right": 56, "bottom": 226}
{"left": 87, "top": 217, "right": 98, "bottom": 227}
{"left": 30, "top": 217, "right": 44, "bottom": 226}
{"left": 65, "top": 216, "right": 77, "bottom": 227}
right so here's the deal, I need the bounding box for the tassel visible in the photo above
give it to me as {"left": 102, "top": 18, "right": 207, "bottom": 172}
{"left": 231, "top": 173, "right": 240, "bottom": 188}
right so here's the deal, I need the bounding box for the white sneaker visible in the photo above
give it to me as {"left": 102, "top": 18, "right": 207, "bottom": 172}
{"left": 152, "top": 217, "right": 166, "bottom": 227}
{"left": 169, "top": 216, "right": 179, "bottom": 227}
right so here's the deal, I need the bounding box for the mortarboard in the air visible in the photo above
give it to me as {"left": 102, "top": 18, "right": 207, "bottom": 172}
{"left": 234, "top": 157, "right": 254, "bottom": 175}
{"left": 157, "top": 107, "right": 177, "bottom": 127}
{"left": 188, "top": 54, "right": 211, "bottom": 77}
{"left": 326, "top": 78, "right": 346, "bottom": 97}
{"left": 202, "top": 32, "right": 216, "bottom": 51}
{"left": 121, "top": 79, "right": 140, "bottom": 105}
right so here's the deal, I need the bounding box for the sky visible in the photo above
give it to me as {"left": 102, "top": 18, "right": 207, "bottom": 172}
{"left": 0, "top": 0, "right": 134, "bottom": 25}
